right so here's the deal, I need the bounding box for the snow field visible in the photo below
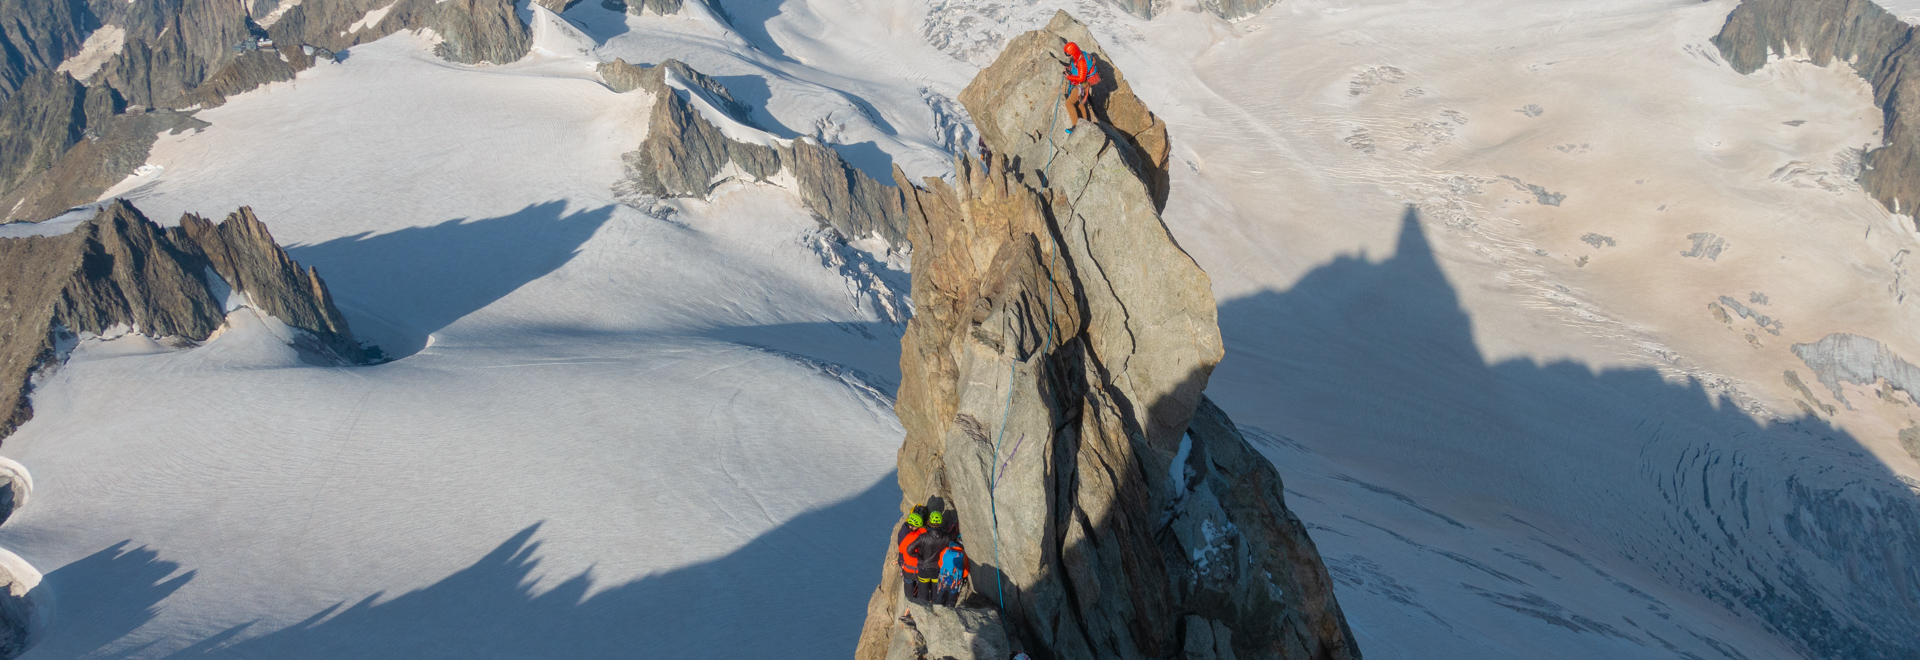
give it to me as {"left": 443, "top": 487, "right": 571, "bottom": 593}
{"left": 1, "top": 0, "right": 1916, "bottom": 656}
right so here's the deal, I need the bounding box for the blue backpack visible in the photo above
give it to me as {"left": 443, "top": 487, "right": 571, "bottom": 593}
{"left": 938, "top": 545, "right": 966, "bottom": 590}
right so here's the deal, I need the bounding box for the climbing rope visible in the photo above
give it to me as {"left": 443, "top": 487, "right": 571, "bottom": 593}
{"left": 985, "top": 80, "right": 1083, "bottom": 613}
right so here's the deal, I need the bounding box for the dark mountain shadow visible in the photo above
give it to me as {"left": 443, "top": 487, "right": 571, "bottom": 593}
{"left": 22, "top": 542, "right": 194, "bottom": 660}
{"left": 286, "top": 202, "right": 613, "bottom": 360}
{"left": 714, "top": 74, "right": 798, "bottom": 137}
{"left": 824, "top": 140, "right": 897, "bottom": 183}
{"left": 1206, "top": 206, "right": 1920, "bottom": 659}
{"left": 706, "top": 0, "right": 790, "bottom": 59}
{"left": 558, "top": 0, "right": 632, "bottom": 46}
{"left": 152, "top": 474, "right": 898, "bottom": 659}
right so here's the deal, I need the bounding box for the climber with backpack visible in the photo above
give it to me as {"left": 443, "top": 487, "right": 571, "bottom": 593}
{"left": 900, "top": 496, "right": 971, "bottom": 606}
{"left": 1061, "top": 41, "right": 1102, "bottom": 134}
{"left": 934, "top": 536, "right": 970, "bottom": 606}
{"left": 896, "top": 497, "right": 940, "bottom": 603}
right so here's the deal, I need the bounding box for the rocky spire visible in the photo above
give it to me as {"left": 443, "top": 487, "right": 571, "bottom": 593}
{"left": 0, "top": 200, "right": 366, "bottom": 441}
{"left": 856, "top": 12, "right": 1358, "bottom": 660}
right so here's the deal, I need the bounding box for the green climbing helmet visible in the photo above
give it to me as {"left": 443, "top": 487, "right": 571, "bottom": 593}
{"left": 908, "top": 504, "right": 928, "bottom": 528}
{"left": 929, "top": 509, "right": 944, "bottom": 526}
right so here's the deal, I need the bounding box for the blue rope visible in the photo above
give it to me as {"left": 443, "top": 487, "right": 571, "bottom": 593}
{"left": 985, "top": 84, "right": 1072, "bottom": 614}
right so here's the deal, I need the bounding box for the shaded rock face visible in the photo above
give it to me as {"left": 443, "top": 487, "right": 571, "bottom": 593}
{"left": 605, "top": 57, "right": 912, "bottom": 249}
{"left": 1713, "top": 0, "right": 1920, "bottom": 219}
{"left": 0, "top": 109, "right": 205, "bottom": 223}
{"left": 0, "top": 459, "right": 28, "bottom": 528}
{"left": 0, "top": 0, "right": 96, "bottom": 102}
{"left": 856, "top": 13, "right": 1358, "bottom": 660}
{"left": 93, "top": 0, "right": 260, "bottom": 110}
{"left": 0, "top": 560, "right": 29, "bottom": 660}
{"left": 0, "top": 200, "right": 364, "bottom": 441}
{"left": 0, "top": 70, "right": 120, "bottom": 199}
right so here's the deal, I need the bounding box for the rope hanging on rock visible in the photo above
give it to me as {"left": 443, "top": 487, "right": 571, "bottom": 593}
{"left": 986, "top": 77, "right": 1080, "bottom": 613}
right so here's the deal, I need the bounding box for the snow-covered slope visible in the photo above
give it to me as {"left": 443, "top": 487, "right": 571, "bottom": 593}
{"left": 1, "top": 0, "right": 1917, "bottom": 657}
{"left": 1, "top": 18, "right": 915, "bottom": 660}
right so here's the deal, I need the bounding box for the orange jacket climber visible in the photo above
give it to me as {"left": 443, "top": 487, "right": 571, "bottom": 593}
{"left": 897, "top": 502, "right": 932, "bottom": 576}
{"left": 1062, "top": 42, "right": 1101, "bottom": 133}
{"left": 1064, "top": 42, "right": 1099, "bottom": 86}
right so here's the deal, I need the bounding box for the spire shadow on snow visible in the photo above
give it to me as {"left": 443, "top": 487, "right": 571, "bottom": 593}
{"left": 23, "top": 542, "right": 194, "bottom": 660}
{"left": 72, "top": 474, "right": 902, "bottom": 659}
{"left": 286, "top": 202, "right": 613, "bottom": 360}
{"left": 1208, "top": 206, "right": 1920, "bottom": 659}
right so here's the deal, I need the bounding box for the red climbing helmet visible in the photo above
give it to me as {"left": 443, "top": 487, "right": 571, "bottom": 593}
{"left": 1064, "top": 42, "right": 1082, "bottom": 57}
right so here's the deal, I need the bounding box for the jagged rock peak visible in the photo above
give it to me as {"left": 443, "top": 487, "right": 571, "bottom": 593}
{"left": 0, "top": 199, "right": 367, "bottom": 441}
{"left": 605, "top": 57, "right": 910, "bottom": 250}
{"left": 1714, "top": 0, "right": 1920, "bottom": 219}
{"left": 960, "top": 11, "right": 1171, "bottom": 211}
{"left": 857, "top": 13, "right": 1358, "bottom": 660}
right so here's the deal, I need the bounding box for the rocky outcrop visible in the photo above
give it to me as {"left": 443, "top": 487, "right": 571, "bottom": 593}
{"left": 1101, "top": 0, "right": 1274, "bottom": 21}
{"left": 614, "top": 0, "right": 683, "bottom": 17}
{"left": 0, "top": 0, "right": 94, "bottom": 102}
{"left": 176, "top": 43, "right": 333, "bottom": 109}
{"left": 607, "top": 57, "right": 911, "bottom": 249}
{"left": 1713, "top": 0, "right": 1920, "bottom": 218}
{"left": 0, "top": 459, "right": 27, "bottom": 528}
{"left": 1790, "top": 333, "right": 1920, "bottom": 408}
{"left": 104, "top": 0, "right": 533, "bottom": 107}
{"left": 415, "top": 0, "right": 533, "bottom": 66}
{"left": 93, "top": 0, "right": 260, "bottom": 110}
{"left": 856, "top": 13, "right": 1357, "bottom": 660}
{"left": 0, "top": 200, "right": 364, "bottom": 440}
{"left": 0, "top": 69, "right": 120, "bottom": 199}
{"left": 1200, "top": 0, "right": 1278, "bottom": 21}
{"left": 0, "top": 109, "right": 205, "bottom": 224}
{"left": 0, "top": 0, "right": 527, "bottom": 222}
{"left": 959, "top": 13, "right": 1171, "bottom": 212}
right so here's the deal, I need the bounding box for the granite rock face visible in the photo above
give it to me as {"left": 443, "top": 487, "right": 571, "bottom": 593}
{"left": 1714, "top": 0, "right": 1920, "bottom": 219}
{"left": 0, "top": 200, "right": 364, "bottom": 441}
{"left": 608, "top": 57, "right": 911, "bottom": 249}
{"left": 855, "top": 14, "right": 1358, "bottom": 660}
{"left": 959, "top": 12, "right": 1171, "bottom": 212}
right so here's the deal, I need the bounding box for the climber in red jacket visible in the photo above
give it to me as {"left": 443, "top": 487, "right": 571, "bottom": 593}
{"left": 1061, "top": 41, "right": 1102, "bottom": 134}
{"left": 896, "top": 497, "right": 941, "bottom": 603}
